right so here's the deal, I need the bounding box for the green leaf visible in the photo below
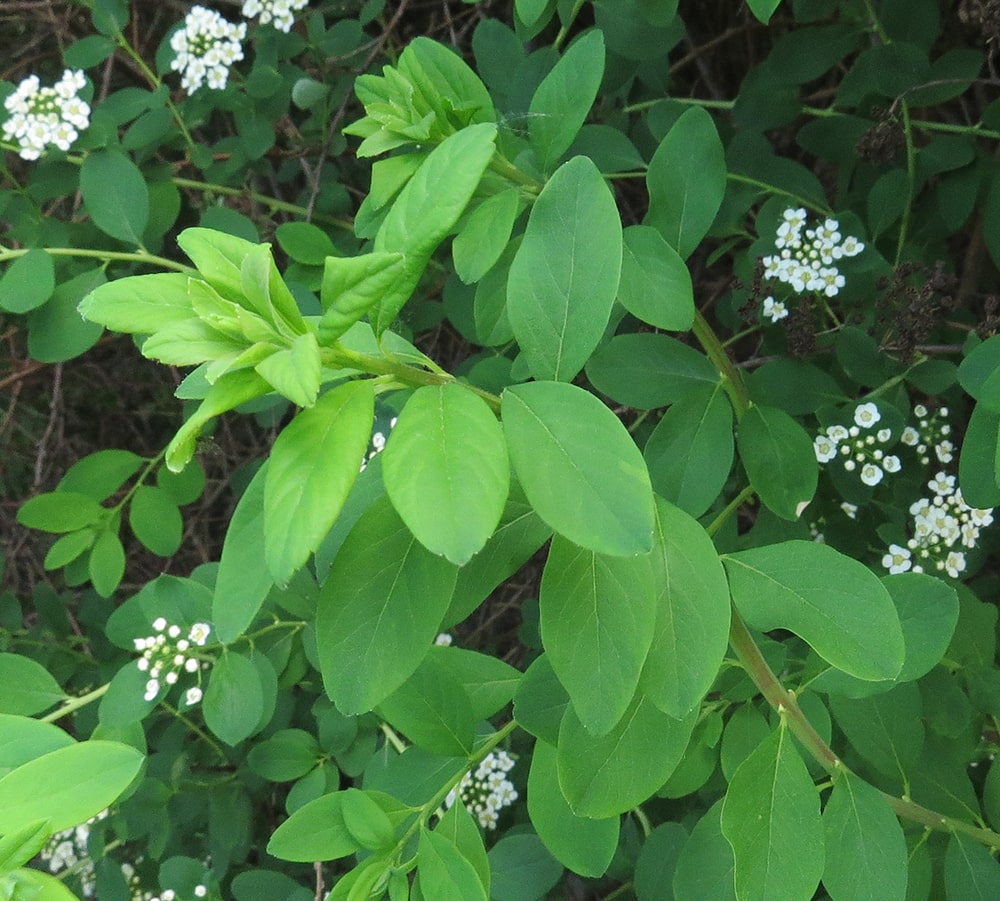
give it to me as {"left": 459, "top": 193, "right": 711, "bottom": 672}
{"left": 27, "top": 267, "right": 106, "bottom": 362}
{"left": 540, "top": 536, "right": 657, "bottom": 735}
{"left": 827, "top": 685, "right": 923, "bottom": 782}
{"left": 0, "top": 656, "right": 66, "bottom": 716}
{"left": 239, "top": 242, "right": 307, "bottom": 336}
{"left": 557, "top": 694, "right": 697, "bottom": 817}
{"left": 720, "top": 725, "right": 824, "bottom": 901}
{"left": 502, "top": 381, "right": 655, "bottom": 556}
{"left": 176, "top": 228, "right": 256, "bottom": 305}
{"left": 247, "top": 729, "right": 320, "bottom": 782}
{"left": 129, "top": 486, "right": 182, "bottom": 556}
{"left": 645, "top": 106, "right": 726, "bottom": 259}
{"left": 88, "top": 529, "right": 125, "bottom": 598}
{"left": 18, "top": 492, "right": 104, "bottom": 533}
{"left": 58, "top": 449, "right": 144, "bottom": 502}
{"left": 959, "top": 403, "right": 1000, "bottom": 508}
{"left": 430, "top": 646, "right": 521, "bottom": 721}
{"left": 635, "top": 822, "right": 687, "bottom": 901}
{"left": 644, "top": 383, "right": 734, "bottom": 518}
{"left": 254, "top": 332, "right": 322, "bottom": 409}
{"left": 528, "top": 31, "right": 605, "bottom": 171}
{"left": 0, "top": 249, "right": 55, "bottom": 313}
{"left": 506, "top": 156, "right": 622, "bottom": 382}
{"left": 435, "top": 797, "right": 491, "bottom": 894}
{"left": 377, "top": 653, "right": 476, "bottom": 755}
{"left": 266, "top": 792, "right": 362, "bottom": 862}
{"left": 944, "top": 832, "right": 1000, "bottom": 900}
{"left": 453, "top": 188, "right": 521, "bottom": 284}
{"left": 488, "top": 832, "right": 563, "bottom": 901}
{"left": 203, "top": 652, "right": 265, "bottom": 746}
{"left": 276, "top": 221, "right": 339, "bottom": 265}
{"left": 0, "top": 740, "right": 143, "bottom": 835}
{"left": 586, "top": 333, "right": 718, "bottom": 410}
{"left": 317, "top": 496, "right": 458, "bottom": 714}
{"left": 418, "top": 825, "right": 488, "bottom": 901}
{"left": 264, "top": 379, "right": 374, "bottom": 585}
{"left": 745, "top": 0, "right": 782, "bottom": 23}
{"left": 44, "top": 530, "right": 95, "bottom": 570}
{"left": 672, "top": 801, "right": 736, "bottom": 900}
{"left": 0, "top": 716, "right": 75, "bottom": 779}
{"left": 822, "top": 771, "right": 907, "bottom": 901}
{"left": 723, "top": 541, "right": 905, "bottom": 681}
{"left": 383, "top": 384, "right": 508, "bottom": 565}
{"left": 0, "top": 819, "right": 52, "bottom": 872}
{"left": 617, "top": 226, "right": 695, "bottom": 331}
{"left": 1, "top": 868, "right": 85, "bottom": 899}
{"left": 318, "top": 252, "right": 406, "bottom": 345}
{"left": 737, "top": 404, "right": 818, "bottom": 520}
{"left": 341, "top": 788, "right": 397, "bottom": 852}
{"left": 527, "top": 741, "right": 619, "bottom": 878}
{"left": 166, "top": 369, "right": 271, "bottom": 472}
{"left": 372, "top": 123, "right": 497, "bottom": 334}
{"left": 639, "top": 497, "right": 731, "bottom": 717}
{"left": 513, "top": 655, "right": 569, "bottom": 746}
{"left": 80, "top": 150, "right": 149, "bottom": 245}
{"left": 959, "top": 334, "right": 1000, "bottom": 412}
{"left": 214, "top": 464, "right": 273, "bottom": 644}
{"left": 79, "top": 272, "right": 196, "bottom": 334}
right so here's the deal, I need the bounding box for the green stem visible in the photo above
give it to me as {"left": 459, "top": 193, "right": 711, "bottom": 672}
{"left": 39, "top": 683, "right": 110, "bottom": 722}
{"left": 0, "top": 246, "right": 192, "bottom": 273}
{"left": 894, "top": 100, "right": 916, "bottom": 267}
{"left": 705, "top": 484, "right": 755, "bottom": 538}
{"left": 552, "top": 0, "right": 587, "bottom": 52}
{"left": 728, "top": 610, "right": 1000, "bottom": 848}
{"left": 691, "top": 311, "right": 750, "bottom": 417}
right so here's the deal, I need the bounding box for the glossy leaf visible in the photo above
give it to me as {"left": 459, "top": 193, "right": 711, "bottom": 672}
{"left": 738, "top": 403, "right": 818, "bottom": 520}
{"left": 720, "top": 725, "right": 824, "bottom": 901}
{"left": 502, "top": 381, "right": 655, "bottom": 556}
{"left": 822, "top": 771, "right": 907, "bottom": 901}
{"left": 645, "top": 106, "right": 726, "bottom": 259}
{"left": 723, "top": 541, "right": 905, "bottom": 681}
{"left": 527, "top": 741, "right": 618, "bottom": 878}
{"left": 639, "top": 497, "right": 731, "bottom": 717}
{"left": 382, "top": 384, "right": 509, "bottom": 565}
{"left": 506, "top": 156, "right": 622, "bottom": 382}
{"left": 264, "top": 379, "right": 375, "bottom": 585}
{"left": 317, "top": 496, "right": 459, "bottom": 714}
{"left": 540, "top": 536, "right": 657, "bottom": 735}
{"left": 528, "top": 30, "right": 605, "bottom": 171}
{"left": 557, "top": 694, "right": 697, "bottom": 817}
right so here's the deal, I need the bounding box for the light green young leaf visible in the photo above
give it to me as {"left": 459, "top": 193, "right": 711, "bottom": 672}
{"left": 0, "top": 741, "right": 143, "bottom": 835}
{"left": 88, "top": 529, "right": 125, "bottom": 598}
{"left": 418, "top": 825, "right": 488, "bottom": 901}
{"left": 737, "top": 403, "right": 818, "bottom": 521}
{"left": 557, "top": 694, "right": 697, "bottom": 817}
{"left": 1, "top": 867, "right": 84, "bottom": 899}
{"left": 528, "top": 30, "right": 605, "bottom": 171}
{"left": 214, "top": 464, "right": 272, "bottom": 644}
{"left": 453, "top": 188, "right": 521, "bottom": 284}
{"left": 264, "top": 379, "right": 374, "bottom": 585}
{"left": 822, "top": 771, "right": 907, "bottom": 901}
{"left": 140, "top": 317, "right": 248, "bottom": 367}
{"left": 128, "top": 486, "right": 182, "bottom": 557}
{"left": 18, "top": 492, "right": 105, "bottom": 533}
{"left": 639, "top": 497, "right": 731, "bottom": 717}
{"left": 165, "top": 369, "right": 272, "bottom": 472}
{"left": 506, "top": 156, "right": 622, "bottom": 382}
{"left": 0, "top": 716, "right": 74, "bottom": 780}
{"left": 723, "top": 541, "right": 905, "bottom": 681}
{"left": 502, "top": 381, "right": 655, "bottom": 556}
{"left": 540, "top": 535, "right": 657, "bottom": 736}
{"left": 372, "top": 123, "right": 497, "bottom": 334}
{"left": 645, "top": 106, "right": 726, "bottom": 259}
{"left": 317, "top": 496, "right": 459, "bottom": 714}
{"left": 527, "top": 740, "right": 618, "bottom": 878}
{"left": 0, "top": 819, "right": 52, "bottom": 872}
{"left": 254, "top": 332, "right": 322, "bottom": 409}
{"left": 239, "top": 242, "right": 307, "bottom": 337}
{"left": 80, "top": 150, "right": 149, "bottom": 245}
{"left": 617, "top": 226, "right": 695, "bottom": 331}
{"left": 721, "top": 725, "right": 824, "bottom": 901}
{"left": 78, "top": 272, "right": 195, "bottom": 334}
{"left": 318, "top": 252, "right": 405, "bottom": 345}
{"left": 176, "top": 227, "right": 258, "bottom": 304}
{"left": 203, "top": 651, "right": 265, "bottom": 746}
{"left": 0, "top": 249, "right": 55, "bottom": 314}
{"left": 57, "top": 449, "right": 144, "bottom": 502}
{"left": 382, "top": 384, "right": 508, "bottom": 565}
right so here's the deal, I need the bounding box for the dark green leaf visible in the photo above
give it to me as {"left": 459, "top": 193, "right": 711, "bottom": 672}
{"left": 0, "top": 249, "right": 55, "bottom": 313}
{"left": 80, "top": 150, "right": 149, "bottom": 245}
{"left": 203, "top": 652, "right": 265, "bottom": 746}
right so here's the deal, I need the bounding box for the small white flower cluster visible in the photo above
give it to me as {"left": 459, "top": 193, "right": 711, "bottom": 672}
{"left": 360, "top": 415, "right": 398, "bottom": 472}
{"left": 2, "top": 69, "right": 90, "bottom": 160}
{"left": 900, "top": 404, "right": 954, "bottom": 466}
{"left": 38, "top": 810, "right": 107, "bottom": 895}
{"left": 760, "top": 208, "right": 865, "bottom": 321}
{"left": 170, "top": 6, "right": 246, "bottom": 94}
{"left": 444, "top": 750, "right": 518, "bottom": 830}
{"left": 134, "top": 618, "right": 211, "bottom": 705}
{"left": 152, "top": 887, "right": 208, "bottom": 901}
{"left": 242, "top": 0, "right": 309, "bottom": 32}
{"left": 813, "top": 402, "right": 901, "bottom": 488}
{"left": 882, "top": 473, "right": 994, "bottom": 578}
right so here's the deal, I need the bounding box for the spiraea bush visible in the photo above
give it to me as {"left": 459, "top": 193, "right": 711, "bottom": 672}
{"left": 5, "top": 0, "right": 1000, "bottom": 898}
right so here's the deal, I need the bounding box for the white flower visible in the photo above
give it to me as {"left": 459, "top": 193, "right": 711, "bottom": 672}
{"left": 882, "top": 544, "right": 912, "bottom": 574}
{"left": 854, "top": 403, "right": 881, "bottom": 428}
{"left": 189, "top": 622, "right": 212, "bottom": 646}
{"left": 434, "top": 632, "right": 453, "bottom": 646}
{"left": 762, "top": 296, "right": 789, "bottom": 322}
{"left": 860, "top": 463, "right": 883, "bottom": 486}
{"left": 944, "top": 550, "right": 966, "bottom": 578}
{"left": 882, "top": 455, "right": 901, "bottom": 473}
{"left": 242, "top": 0, "right": 309, "bottom": 32}
{"left": 2, "top": 69, "right": 90, "bottom": 160}
{"left": 935, "top": 440, "right": 954, "bottom": 463}
{"left": 185, "top": 686, "right": 204, "bottom": 706}
{"left": 170, "top": 6, "right": 246, "bottom": 94}
{"left": 153, "top": 616, "right": 167, "bottom": 631}
{"left": 195, "top": 887, "right": 208, "bottom": 899}
{"left": 814, "top": 434, "right": 838, "bottom": 463}
{"left": 144, "top": 679, "right": 160, "bottom": 702}
{"left": 928, "top": 472, "right": 955, "bottom": 496}
{"left": 841, "top": 502, "right": 858, "bottom": 519}
{"left": 901, "top": 426, "right": 920, "bottom": 446}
